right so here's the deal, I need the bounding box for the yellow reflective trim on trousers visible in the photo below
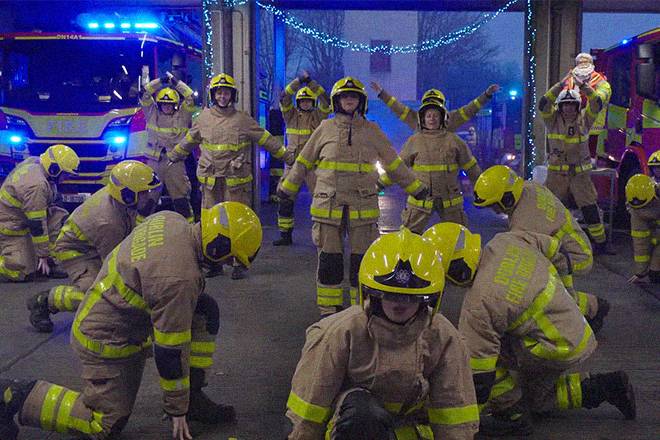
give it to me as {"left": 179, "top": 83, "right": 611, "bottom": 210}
{"left": 287, "top": 392, "right": 331, "bottom": 424}
{"left": 635, "top": 254, "right": 650, "bottom": 263}
{"left": 394, "top": 426, "right": 418, "bottom": 440}
{"left": 349, "top": 287, "right": 358, "bottom": 305}
{"left": 146, "top": 124, "right": 188, "bottom": 135}
{"left": 0, "top": 188, "right": 23, "bottom": 208}
{"left": 0, "top": 256, "right": 21, "bottom": 280}
{"left": 428, "top": 404, "right": 479, "bottom": 425}
{"left": 462, "top": 157, "right": 478, "bottom": 170}
{"left": 55, "top": 390, "right": 78, "bottom": 433}
{"left": 489, "top": 368, "right": 516, "bottom": 400}
{"left": 386, "top": 96, "right": 397, "bottom": 107}
{"left": 32, "top": 234, "right": 49, "bottom": 244}
{"left": 405, "top": 180, "right": 422, "bottom": 194}
{"left": 547, "top": 133, "right": 589, "bottom": 144}
{"left": 226, "top": 175, "right": 253, "bottom": 187}
{"left": 286, "top": 128, "right": 313, "bottom": 135}
{"left": 577, "top": 291, "right": 588, "bottom": 315}
{"left": 26, "top": 209, "right": 47, "bottom": 219}
{"left": 317, "top": 286, "right": 343, "bottom": 306}
{"left": 40, "top": 384, "right": 64, "bottom": 430}
{"left": 296, "top": 155, "right": 314, "bottom": 170}
{"left": 191, "top": 341, "right": 216, "bottom": 353}
{"left": 652, "top": 238, "right": 658, "bottom": 246}
{"left": 412, "top": 163, "right": 458, "bottom": 172}
{"left": 384, "top": 401, "right": 403, "bottom": 413}
{"left": 190, "top": 356, "right": 213, "bottom": 368}
{"left": 154, "top": 328, "right": 191, "bottom": 347}
{"left": 69, "top": 409, "right": 104, "bottom": 435}
{"left": 0, "top": 227, "right": 29, "bottom": 236}
{"left": 159, "top": 376, "right": 190, "bottom": 392}
{"left": 310, "top": 207, "right": 342, "bottom": 219}
{"left": 278, "top": 217, "right": 294, "bottom": 230}
{"left": 316, "top": 160, "right": 375, "bottom": 173}
{"left": 198, "top": 176, "right": 216, "bottom": 186}
{"left": 53, "top": 250, "right": 85, "bottom": 261}
{"left": 568, "top": 373, "right": 582, "bottom": 408}
{"left": 386, "top": 157, "right": 403, "bottom": 172}
{"left": 556, "top": 376, "right": 569, "bottom": 410}
{"left": 281, "top": 178, "right": 300, "bottom": 193}
{"left": 270, "top": 167, "right": 284, "bottom": 176}
{"left": 399, "top": 107, "right": 410, "bottom": 121}
{"left": 588, "top": 224, "right": 605, "bottom": 234}
{"left": 257, "top": 131, "right": 271, "bottom": 145}
{"left": 201, "top": 141, "right": 250, "bottom": 152}
{"left": 349, "top": 209, "right": 379, "bottom": 220}
{"left": 442, "top": 196, "right": 464, "bottom": 208}
{"left": 273, "top": 146, "right": 286, "bottom": 159}
{"left": 407, "top": 196, "right": 433, "bottom": 209}
{"left": 470, "top": 356, "right": 497, "bottom": 372}
{"left": 547, "top": 163, "right": 592, "bottom": 172}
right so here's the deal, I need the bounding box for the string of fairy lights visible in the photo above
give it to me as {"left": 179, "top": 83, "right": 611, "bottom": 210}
{"left": 524, "top": 0, "right": 538, "bottom": 175}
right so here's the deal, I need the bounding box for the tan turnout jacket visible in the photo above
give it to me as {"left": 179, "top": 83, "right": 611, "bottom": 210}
{"left": 628, "top": 195, "right": 660, "bottom": 276}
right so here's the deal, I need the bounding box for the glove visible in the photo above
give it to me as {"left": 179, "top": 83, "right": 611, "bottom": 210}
{"left": 334, "top": 391, "right": 393, "bottom": 440}
{"left": 276, "top": 189, "right": 291, "bottom": 201}
{"left": 298, "top": 70, "right": 311, "bottom": 84}
{"left": 283, "top": 151, "right": 295, "bottom": 166}
{"left": 413, "top": 186, "right": 429, "bottom": 200}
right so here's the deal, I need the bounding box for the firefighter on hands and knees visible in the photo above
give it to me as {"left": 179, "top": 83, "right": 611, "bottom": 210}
{"left": 0, "top": 202, "right": 262, "bottom": 440}
{"left": 274, "top": 70, "right": 331, "bottom": 246}
{"left": 142, "top": 73, "right": 196, "bottom": 222}
{"left": 168, "top": 73, "right": 294, "bottom": 280}
{"left": 0, "top": 144, "right": 79, "bottom": 282}
{"left": 625, "top": 174, "right": 660, "bottom": 284}
{"left": 277, "top": 77, "right": 428, "bottom": 317}
{"left": 27, "top": 161, "right": 162, "bottom": 333}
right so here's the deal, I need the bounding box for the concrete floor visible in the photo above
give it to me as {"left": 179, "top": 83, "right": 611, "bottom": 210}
{"left": 1, "top": 188, "right": 659, "bottom": 439}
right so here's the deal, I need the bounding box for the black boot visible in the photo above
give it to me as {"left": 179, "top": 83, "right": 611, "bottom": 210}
{"left": 231, "top": 264, "right": 246, "bottom": 280}
{"left": 26, "top": 291, "right": 53, "bottom": 333}
{"left": 586, "top": 297, "right": 610, "bottom": 334}
{"left": 47, "top": 262, "right": 68, "bottom": 279}
{"left": 187, "top": 368, "right": 236, "bottom": 425}
{"left": 0, "top": 379, "right": 36, "bottom": 440}
{"left": 593, "top": 241, "right": 616, "bottom": 256}
{"left": 582, "top": 371, "right": 636, "bottom": 420}
{"left": 477, "top": 404, "right": 533, "bottom": 437}
{"left": 272, "top": 230, "right": 293, "bottom": 246}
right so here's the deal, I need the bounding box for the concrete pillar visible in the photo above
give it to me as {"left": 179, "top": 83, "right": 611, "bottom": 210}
{"left": 523, "top": 0, "right": 582, "bottom": 178}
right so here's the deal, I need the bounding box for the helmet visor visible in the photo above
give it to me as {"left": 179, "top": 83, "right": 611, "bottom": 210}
{"left": 362, "top": 285, "right": 436, "bottom": 303}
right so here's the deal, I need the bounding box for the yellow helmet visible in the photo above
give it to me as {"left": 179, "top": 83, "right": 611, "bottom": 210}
{"left": 107, "top": 160, "right": 161, "bottom": 206}
{"left": 40, "top": 144, "right": 80, "bottom": 177}
{"left": 208, "top": 73, "right": 238, "bottom": 104}
{"left": 155, "top": 87, "right": 181, "bottom": 109}
{"left": 422, "top": 88, "right": 446, "bottom": 105}
{"left": 625, "top": 173, "right": 656, "bottom": 209}
{"left": 359, "top": 228, "right": 445, "bottom": 315}
{"left": 423, "top": 222, "right": 481, "bottom": 287}
{"left": 473, "top": 165, "right": 523, "bottom": 210}
{"left": 330, "top": 76, "right": 368, "bottom": 114}
{"left": 295, "top": 86, "right": 316, "bottom": 109}
{"left": 417, "top": 99, "right": 448, "bottom": 129}
{"left": 201, "top": 201, "right": 262, "bottom": 268}
{"left": 648, "top": 150, "right": 660, "bottom": 168}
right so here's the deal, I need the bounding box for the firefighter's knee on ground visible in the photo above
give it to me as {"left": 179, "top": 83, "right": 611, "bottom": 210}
{"left": 318, "top": 252, "right": 344, "bottom": 285}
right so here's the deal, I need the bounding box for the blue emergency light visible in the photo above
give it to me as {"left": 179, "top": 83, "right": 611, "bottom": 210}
{"left": 509, "top": 89, "right": 518, "bottom": 99}
{"left": 85, "top": 19, "right": 158, "bottom": 31}
{"left": 104, "top": 22, "right": 116, "bottom": 29}
{"left": 87, "top": 22, "right": 99, "bottom": 29}
{"left": 9, "top": 134, "right": 23, "bottom": 144}
{"left": 134, "top": 23, "right": 159, "bottom": 29}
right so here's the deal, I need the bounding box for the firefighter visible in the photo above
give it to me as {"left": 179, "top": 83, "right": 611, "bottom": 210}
{"left": 398, "top": 99, "right": 481, "bottom": 233}
{"left": 141, "top": 75, "right": 196, "bottom": 222}
{"left": 285, "top": 228, "right": 479, "bottom": 440}
{"left": 0, "top": 202, "right": 262, "bottom": 440}
{"left": 473, "top": 165, "right": 609, "bottom": 332}
{"left": 26, "top": 160, "right": 162, "bottom": 333}
{"left": 370, "top": 81, "right": 499, "bottom": 132}
{"left": 625, "top": 174, "right": 660, "bottom": 284}
{"left": 277, "top": 76, "right": 428, "bottom": 317}
{"left": 167, "top": 72, "right": 294, "bottom": 279}
{"left": 274, "top": 70, "right": 331, "bottom": 246}
{"left": 423, "top": 225, "right": 636, "bottom": 436}
{"left": 648, "top": 149, "right": 660, "bottom": 182}
{"left": 567, "top": 53, "right": 612, "bottom": 154}
{"left": 539, "top": 76, "right": 610, "bottom": 253}
{"left": 0, "top": 144, "right": 79, "bottom": 282}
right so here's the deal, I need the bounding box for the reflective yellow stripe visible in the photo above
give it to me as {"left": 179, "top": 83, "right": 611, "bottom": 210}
{"left": 546, "top": 91, "right": 558, "bottom": 102}
{"left": 554, "top": 210, "right": 593, "bottom": 272}
{"left": 349, "top": 208, "right": 379, "bottom": 220}
{"left": 489, "top": 368, "right": 516, "bottom": 401}
{"left": 379, "top": 173, "right": 393, "bottom": 186}
{"left": 437, "top": 196, "right": 464, "bottom": 208}
{"left": 55, "top": 390, "right": 78, "bottom": 433}
{"left": 547, "top": 133, "right": 589, "bottom": 144}
{"left": 286, "top": 128, "right": 312, "bottom": 135}
{"left": 286, "top": 392, "right": 331, "bottom": 424}
{"left": 412, "top": 163, "right": 458, "bottom": 172}
{"left": 285, "top": 84, "right": 294, "bottom": 95}
{"left": 399, "top": 107, "right": 410, "bottom": 121}
{"left": 472, "top": 98, "right": 483, "bottom": 110}
{"left": 568, "top": 373, "right": 582, "bottom": 408}
{"left": 407, "top": 196, "right": 434, "bottom": 209}
{"left": 539, "top": 109, "right": 554, "bottom": 118}
{"left": 316, "top": 286, "right": 343, "bottom": 306}
{"left": 280, "top": 102, "right": 294, "bottom": 113}
{"left": 40, "top": 384, "right": 63, "bottom": 430}
{"left": 198, "top": 176, "right": 216, "bottom": 186}
{"left": 509, "top": 270, "right": 557, "bottom": 331}
{"left": 576, "top": 291, "right": 589, "bottom": 315}
{"left": 61, "top": 219, "right": 89, "bottom": 242}
{"left": 587, "top": 224, "right": 605, "bottom": 234}
{"left": 561, "top": 274, "right": 574, "bottom": 288}
{"left": 201, "top": 141, "right": 250, "bottom": 152}
{"left": 146, "top": 124, "right": 188, "bottom": 135}
{"left": 257, "top": 131, "right": 271, "bottom": 146}
{"left": 26, "top": 209, "right": 47, "bottom": 219}
{"left": 394, "top": 426, "right": 418, "bottom": 439}
{"left": 52, "top": 250, "right": 85, "bottom": 261}
{"left": 281, "top": 179, "right": 300, "bottom": 193}
{"left": 154, "top": 328, "right": 191, "bottom": 347}
{"left": 273, "top": 146, "right": 287, "bottom": 159}
{"left": 296, "top": 155, "right": 314, "bottom": 170}
{"left": 0, "top": 227, "right": 29, "bottom": 236}
{"left": 404, "top": 180, "right": 422, "bottom": 194}
{"left": 459, "top": 107, "right": 469, "bottom": 121}
{"left": 385, "top": 157, "right": 402, "bottom": 172}
{"left": 349, "top": 287, "right": 358, "bottom": 305}
{"left": 652, "top": 238, "right": 658, "bottom": 246}
{"left": 278, "top": 217, "right": 294, "bottom": 229}
{"left": 319, "top": 104, "right": 331, "bottom": 114}
{"left": 556, "top": 376, "right": 569, "bottom": 410}
{"left": 470, "top": 356, "right": 497, "bottom": 372}
{"left": 32, "top": 235, "right": 49, "bottom": 244}
{"left": 386, "top": 96, "right": 397, "bottom": 107}
{"left": 310, "top": 207, "right": 343, "bottom": 219}
{"left": 190, "top": 356, "right": 213, "bottom": 368}
{"left": 0, "top": 188, "right": 23, "bottom": 208}
{"left": 545, "top": 237, "right": 560, "bottom": 259}
{"left": 586, "top": 103, "right": 598, "bottom": 119}
{"left": 316, "top": 161, "right": 375, "bottom": 173}
{"left": 226, "top": 175, "right": 253, "bottom": 187}
{"left": 462, "top": 157, "right": 477, "bottom": 170}
{"left": 0, "top": 256, "right": 22, "bottom": 280}
{"left": 191, "top": 341, "right": 215, "bottom": 353}
{"left": 270, "top": 168, "right": 284, "bottom": 176}
{"left": 159, "top": 376, "right": 190, "bottom": 392}
{"left": 635, "top": 254, "right": 650, "bottom": 263}
{"left": 428, "top": 404, "right": 479, "bottom": 425}
{"left": 631, "top": 229, "right": 650, "bottom": 238}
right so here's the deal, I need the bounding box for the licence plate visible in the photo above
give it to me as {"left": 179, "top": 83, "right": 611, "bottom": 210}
{"left": 61, "top": 193, "right": 91, "bottom": 204}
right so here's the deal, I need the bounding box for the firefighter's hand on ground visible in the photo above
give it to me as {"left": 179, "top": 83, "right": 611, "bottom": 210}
{"left": 413, "top": 186, "right": 429, "bottom": 201}
{"left": 298, "top": 70, "right": 311, "bottom": 84}
{"left": 171, "top": 415, "right": 192, "bottom": 440}
{"left": 370, "top": 81, "right": 383, "bottom": 94}
{"left": 486, "top": 84, "right": 500, "bottom": 97}
{"left": 37, "top": 257, "right": 50, "bottom": 276}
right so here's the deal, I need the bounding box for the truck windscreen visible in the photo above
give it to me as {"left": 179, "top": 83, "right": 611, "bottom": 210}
{"left": 0, "top": 38, "right": 153, "bottom": 113}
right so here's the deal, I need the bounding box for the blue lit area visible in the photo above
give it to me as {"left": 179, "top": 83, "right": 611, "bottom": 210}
{"left": 509, "top": 89, "right": 519, "bottom": 100}
{"left": 104, "top": 131, "right": 128, "bottom": 153}
{"left": 79, "top": 13, "right": 159, "bottom": 32}
{"left": 9, "top": 134, "right": 23, "bottom": 144}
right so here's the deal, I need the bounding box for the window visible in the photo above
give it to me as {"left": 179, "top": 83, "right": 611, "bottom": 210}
{"left": 610, "top": 50, "right": 632, "bottom": 107}
{"left": 370, "top": 40, "right": 391, "bottom": 74}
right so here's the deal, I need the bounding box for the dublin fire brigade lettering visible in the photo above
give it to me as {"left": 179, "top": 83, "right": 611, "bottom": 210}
{"left": 535, "top": 186, "right": 557, "bottom": 222}
{"left": 130, "top": 215, "right": 165, "bottom": 262}
{"left": 494, "top": 244, "right": 537, "bottom": 305}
